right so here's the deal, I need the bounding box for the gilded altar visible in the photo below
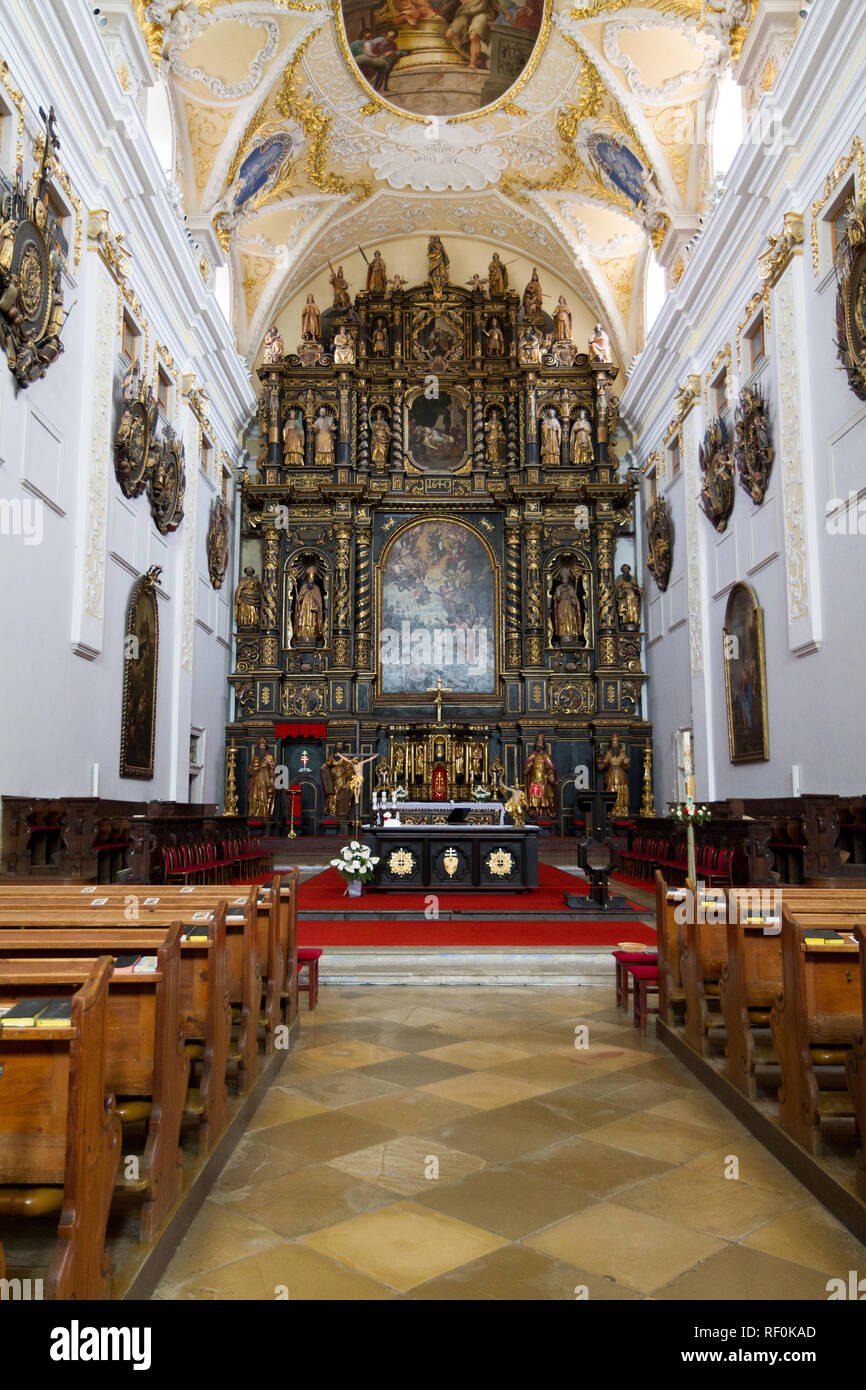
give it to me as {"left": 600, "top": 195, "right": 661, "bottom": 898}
{"left": 226, "top": 242, "right": 651, "bottom": 833}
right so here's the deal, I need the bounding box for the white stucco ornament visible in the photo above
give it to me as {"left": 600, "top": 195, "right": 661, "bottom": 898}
{"left": 369, "top": 120, "right": 507, "bottom": 192}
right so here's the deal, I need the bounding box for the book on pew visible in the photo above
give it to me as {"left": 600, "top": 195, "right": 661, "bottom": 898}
{"left": 0, "top": 997, "right": 55, "bottom": 1028}
{"left": 35, "top": 999, "right": 73, "bottom": 1027}
{"left": 132, "top": 955, "right": 158, "bottom": 973}
{"left": 112, "top": 954, "right": 142, "bottom": 974}
{"left": 803, "top": 928, "right": 846, "bottom": 944}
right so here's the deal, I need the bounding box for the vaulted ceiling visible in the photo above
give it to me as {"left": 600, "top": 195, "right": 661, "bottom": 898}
{"left": 131, "top": 0, "right": 757, "bottom": 368}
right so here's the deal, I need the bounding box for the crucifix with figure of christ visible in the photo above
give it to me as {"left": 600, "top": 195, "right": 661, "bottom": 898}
{"left": 427, "top": 676, "right": 452, "bottom": 724}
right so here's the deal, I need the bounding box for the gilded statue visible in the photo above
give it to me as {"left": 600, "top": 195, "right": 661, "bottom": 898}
{"left": 366, "top": 249, "right": 387, "bottom": 294}
{"left": 522, "top": 735, "right": 558, "bottom": 817}
{"left": 540, "top": 407, "right": 561, "bottom": 467}
{"left": 247, "top": 736, "right": 276, "bottom": 820}
{"left": 283, "top": 408, "right": 305, "bottom": 468}
{"left": 614, "top": 564, "right": 642, "bottom": 630}
{"left": 598, "top": 734, "right": 630, "bottom": 818}
{"left": 329, "top": 264, "right": 351, "bottom": 310}
{"left": 370, "top": 408, "right": 391, "bottom": 465}
{"left": 336, "top": 750, "right": 379, "bottom": 813}
{"left": 293, "top": 564, "right": 325, "bottom": 645}
{"left": 312, "top": 406, "right": 336, "bottom": 463}
{"left": 553, "top": 296, "right": 572, "bottom": 343}
{"left": 333, "top": 327, "right": 355, "bottom": 365}
{"left": 488, "top": 252, "right": 508, "bottom": 296}
{"left": 484, "top": 315, "right": 505, "bottom": 357}
{"left": 470, "top": 743, "right": 484, "bottom": 782}
{"left": 518, "top": 325, "right": 542, "bottom": 364}
{"left": 371, "top": 319, "right": 389, "bottom": 356}
{"left": 301, "top": 294, "right": 321, "bottom": 340}
{"left": 588, "top": 323, "right": 612, "bottom": 364}
{"left": 427, "top": 235, "right": 449, "bottom": 292}
{"left": 522, "top": 268, "right": 543, "bottom": 317}
{"left": 234, "top": 566, "right": 261, "bottom": 628}
{"left": 322, "top": 742, "right": 353, "bottom": 819}
{"left": 502, "top": 782, "right": 527, "bottom": 828}
{"left": 485, "top": 410, "right": 504, "bottom": 467}
{"left": 262, "top": 325, "right": 284, "bottom": 364}
{"left": 552, "top": 563, "right": 583, "bottom": 644}
{"left": 569, "top": 407, "right": 593, "bottom": 466}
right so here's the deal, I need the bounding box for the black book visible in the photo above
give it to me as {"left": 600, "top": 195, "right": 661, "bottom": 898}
{"left": 36, "top": 999, "right": 73, "bottom": 1026}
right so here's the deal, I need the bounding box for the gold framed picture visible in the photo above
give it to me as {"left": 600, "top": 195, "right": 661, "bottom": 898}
{"left": 723, "top": 582, "right": 769, "bottom": 763}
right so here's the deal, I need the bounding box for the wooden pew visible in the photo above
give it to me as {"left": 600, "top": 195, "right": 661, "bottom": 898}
{"left": 845, "top": 924, "right": 866, "bottom": 1201}
{"left": 719, "top": 891, "right": 783, "bottom": 1099}
{"left": 0, "top": 957, "right": 121, "bottom": 1298}
{"left": 771, "top": 906, "right": 862, "bottom": 1154}
{"left": 0, "top": 905, "right": 231, "bottom": 1154}
{"left": 679, "top": 882, "right": 728, "bottom": 1056}
{"left": 654, "top": 871, "right": 686, "bottom": 1025}
{"left": 0, "top": 926, "right": 187, "bottom": 1242}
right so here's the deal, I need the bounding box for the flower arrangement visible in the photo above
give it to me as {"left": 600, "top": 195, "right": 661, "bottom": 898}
{"left": 391, "top": 785, "right": 408, "bottom": 803}
{"left": 330, "top": 841, "right": 379, "bottom": 889}
{"left": 672, "top": 802, "right": 712, "bottom": 826}
{"left": 472, "top": 783, "right": 492, "bottom": 801}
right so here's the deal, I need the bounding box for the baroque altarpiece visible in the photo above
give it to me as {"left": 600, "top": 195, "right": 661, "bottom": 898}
{"left": 226, "top": 247, "right": 651, "bottom": 833}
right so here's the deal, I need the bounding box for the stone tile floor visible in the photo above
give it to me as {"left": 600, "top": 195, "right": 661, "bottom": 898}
{"left": 154, "top": 985, "right": 866, "bottom": 1300}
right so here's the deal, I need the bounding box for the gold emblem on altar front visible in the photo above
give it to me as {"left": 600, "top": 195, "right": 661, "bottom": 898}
{"left": 486, "top": 849, "right": 514, "bottom": 879}
{"left": 388, "top": 848, "right": 416, "bottom": 877}
{"left": 443, "top": 848, "right": 459, "bottom": 878}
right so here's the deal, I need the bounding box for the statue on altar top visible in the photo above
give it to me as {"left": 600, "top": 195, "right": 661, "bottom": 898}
{"left": 301, "top": 294, "right": 321, "bottom": 341}
{"left": 588, "top": 322, "right": 612, "bottom": 364}
{"left": 366, "top": 249, "right": 387, "bottom": 293}
{"left": 427, "top": 234, "right": 449, "bottom": 292}
{"left": 488, "top": 251, "right": 508, "bottom": 297}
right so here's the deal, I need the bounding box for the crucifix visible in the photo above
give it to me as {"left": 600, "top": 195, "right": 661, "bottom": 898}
{"left": 427, "top": 676, "right": 452, "bottom": 724}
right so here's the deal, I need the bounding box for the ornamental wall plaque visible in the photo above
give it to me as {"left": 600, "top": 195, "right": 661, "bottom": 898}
{"left": 835, "top": 197, "right": 866, "bottom": 401}
{"left": 0, "top": 106, "right": 70, "bottom": 390}
{"left": 387, "top": 848, "right": 416, "bottom": 877}
{"left": 646, "top": 495, "right": 673, "bottom": 592}
{"left": 698, "top": 418, "right": 735, "bottom": 532}
{"left": 486, "top": 848, "right": 514, "bottom": 878}
{"left": 115, "top": 359, "right": 157, "bottom": 500}
{"left": 207, "top": 497, "right": 230, "bottom": 589}
{"left": 149, "top": 427, "right": 186, "bottom": 535}
{"left": 734, "top": 386, "right": 774, "bottom": 505}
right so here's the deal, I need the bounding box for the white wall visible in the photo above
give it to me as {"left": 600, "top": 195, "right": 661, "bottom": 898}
{"left": 0, "top": 0, "right": 255, "bottom": 805}
{"left": 621, "top": 0, "right": 866, "bottom": 806}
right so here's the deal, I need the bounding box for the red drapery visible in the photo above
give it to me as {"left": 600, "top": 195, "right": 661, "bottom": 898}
{"left": 275, "top": 723, "right": 327, "bottom": 739}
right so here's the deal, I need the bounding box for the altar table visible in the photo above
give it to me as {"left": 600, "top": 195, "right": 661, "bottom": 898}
{"left": 363, "top": 824, "right": 539, "bottom": 892}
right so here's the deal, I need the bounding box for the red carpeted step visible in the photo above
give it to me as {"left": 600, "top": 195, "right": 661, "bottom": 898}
{"left": 298, "top": 918, "right": 657, "bottom": 948}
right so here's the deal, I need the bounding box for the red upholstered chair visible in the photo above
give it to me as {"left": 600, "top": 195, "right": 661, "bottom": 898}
{"left": 611, "top": 948, "right": 657, "bottom": 1008}
{"left": 630, "top": 963, "right": 659, "bottom": 1035}
{"left": 298, "top": 947, "right": 323, "bottom": 1010}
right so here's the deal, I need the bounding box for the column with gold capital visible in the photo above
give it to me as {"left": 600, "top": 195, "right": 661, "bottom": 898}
{"left": 523, "top": 520, "right": 544, "bottom": 666}
{"left": 333, "top": 521, "right": 353, "bottom": 668}
{"left": 260, "top": 525, "right": 280, "bottom": 670}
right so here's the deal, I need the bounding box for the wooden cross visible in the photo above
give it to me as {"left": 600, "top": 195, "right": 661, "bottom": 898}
{"left": 427, "top": 676, "right": 452, "bottom": 724}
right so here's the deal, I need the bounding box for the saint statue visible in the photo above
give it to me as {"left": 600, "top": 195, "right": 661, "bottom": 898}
{"left": 247, "top": 736, "right": 276, "bottom": 820}
{"left": 329, "top": 264, "right": 351, "bottom": 310}
{"left": 283, "top": 408, "right": 305, "bottom": 469}
{"left": 234, "top": 566, "right": 261, "bottom": 628}
{"left": 488, "top": 252, "right": 508, "bottom": 296}
{"left": 322, "top": 742, "right": 353, "bottom": 819}
{"left": 540, "top": 407, "right": 561, "bottom": 467}
{"left": 312, "top": 406, "right": 336, "bottom": 463}
{"left": 366, "top": 249, "right": 387, "bottom": 293}
{"left": 484, "top": 315, "right": 505, "bottom": 357}
{"left": 371, "top": 319, "right": 389, "bottom": 356}
{"left": 588, "top": 322, "right": 612, "bottom": 364}
{"left": 518, "top": 325, "right": 541, "bottom": 364}
{"left": 262, "top": 325, "right": 284, "bottom": 364}
{"left": 293, "top": 564, "right": 325, "bottom": 645}
{"left": 569, "top": 407, "right": 593, "bottom": 466}
{"left": 333, "top": 327, "right": 355, "bottom": 365}
{"left": 598, "top": 734, "right": 630, "bottom": 818}
{"left": 552, "top": 563, "right": 583, "bottom": 644}
{"left": 614, "top": 564, "right": 642, "bottom": 629}
{"left": 391, "top": 744, "right": 406, "bottom": 782}
{"left": 470, "top": 743, "right": 484, "bottom": 783}
{"left": 553, "top": 296, "right": 572, "bottom": 342}
{"left": 522, "top": 268, "right": 543, "bottom": 317}
{"left": 522, "top": 735, "right": 558, "bottom": 817}
{"left": 427, "top": 234, "right": 449, "bottom": 292}
{"left": 301, "top": 294, "right": 321, "bottom": 341}
{"left": 370, "top": 408, "right": 391, "bottom": 465}
{"left": 485, "top": 410, "right": 504, "bottom": 467}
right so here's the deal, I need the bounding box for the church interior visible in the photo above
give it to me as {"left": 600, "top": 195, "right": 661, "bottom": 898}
{"left": 1, "top": 0, "right": 866, "bottom": 1322}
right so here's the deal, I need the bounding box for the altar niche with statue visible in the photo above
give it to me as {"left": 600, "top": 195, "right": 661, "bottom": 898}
{"left": 225, "top": 238, "right": 652, "bottom": 834}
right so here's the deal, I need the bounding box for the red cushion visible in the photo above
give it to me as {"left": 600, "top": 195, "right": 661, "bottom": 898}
{"left": 298, "top": 947, "right": 323, "bottom": 961}
{"left": 611, "top": 950, "right": 657, "bottom": 963}
{"left": 628, "top": 964, "right": 659, "bottom": 980}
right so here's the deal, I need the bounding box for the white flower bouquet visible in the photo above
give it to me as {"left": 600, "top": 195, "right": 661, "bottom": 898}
{"left": 672, "top": 802, "right": 712, "bottom": 826}
{"left": 472, "top": 783, "right": 492, "bottom": 800}
{"left": 330, "top": 840, "right": 379, "bottom": 892}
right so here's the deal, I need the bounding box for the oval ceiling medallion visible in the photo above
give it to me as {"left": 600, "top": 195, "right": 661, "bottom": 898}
{"left": 336, "top": 0, "right": 550, "bottom": 121}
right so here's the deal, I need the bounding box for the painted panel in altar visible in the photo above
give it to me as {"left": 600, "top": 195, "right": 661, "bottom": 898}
{"left": 379, "top": 520, "right": 497, "bottom": 694}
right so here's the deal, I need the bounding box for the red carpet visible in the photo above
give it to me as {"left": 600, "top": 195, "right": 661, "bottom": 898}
{"left": 298, "top": 918, "right": 656, "bottom": 947}
{"left": 298, "top": 863, "right": 640, "bottom": 914}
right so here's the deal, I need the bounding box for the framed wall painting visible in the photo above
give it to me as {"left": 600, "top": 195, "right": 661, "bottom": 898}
{"left": 120, "top": 567, "right": 161, "bottom": 779}
{"left": 723, "top": 581, "right": 769, "bottom": 763}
